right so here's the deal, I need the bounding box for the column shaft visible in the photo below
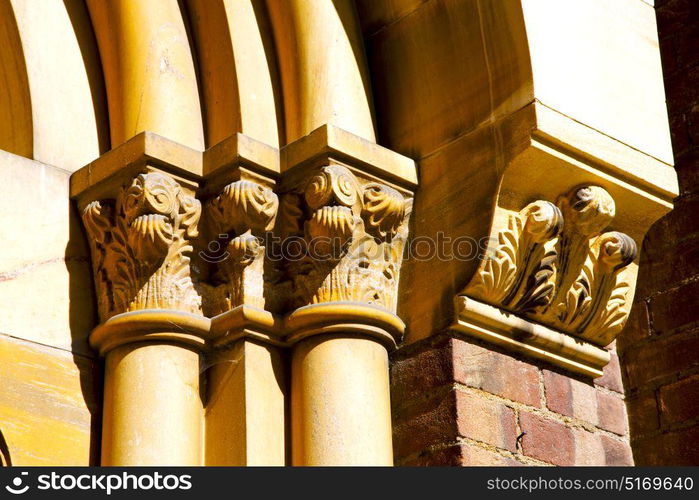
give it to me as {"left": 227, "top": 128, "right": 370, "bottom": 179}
{"left": 291, "top": 336, "right": 393, "bottom": 465}
{"left": 102, "top": 342, "right": 203, "bottom": 465}
{"left": 205, "top": 340, "right": 287, "bottom": 465}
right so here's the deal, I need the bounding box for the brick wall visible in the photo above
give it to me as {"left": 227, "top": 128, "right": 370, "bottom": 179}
{"left": 391, "top": 335, "right": 632, "bottom": 466}
{"left": 618, "top": 0, "right": 699, "bottom": 466}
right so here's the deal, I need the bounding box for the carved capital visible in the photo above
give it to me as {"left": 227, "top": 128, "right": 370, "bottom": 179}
{"left": 71, "top": 129, "right": 418, "bottom": 351}
{"left": 278, "top": 125, "right": 417, "bottom": 345}
{"left": 197, "top": 133, "right": 282, "bottom": 344}
{"left": 71, "top": 133, "right": 206, "bottom": 354}
{"left": 82, "top": 170, "right": 202, "bottom": 321}
{"left": 202, "top": 179, "right": 279, "bottom": 315}
{"left": 458, "top": 184, "right": 638, "bottom": 377}
{"left": 279, "top": 126, "right": 416, "bottom": 318}
{"left": 286, "top": 164, "right": 412, "bottom": 310}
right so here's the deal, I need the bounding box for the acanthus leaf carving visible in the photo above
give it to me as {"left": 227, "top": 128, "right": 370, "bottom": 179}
{"left": 468, "top": 200, "right": 563, "bottom": 309}
{"left": 201, "top": 180, "right": 279, "bottom": 316}
{"left": 81, "top": 172, "right": 202, "bottom": 321}
{"left": 285, "top": 164, "right": 412, "bottom": 313}
{"left": 577, "top": 231, "right": 637, "bottom": 345}
{"left": 462, "top": 185, "right": 637, "bottom": 347}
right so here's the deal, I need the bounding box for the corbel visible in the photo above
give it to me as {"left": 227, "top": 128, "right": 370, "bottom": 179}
{"left": 452, "top": 114, "right": 674, "bottom": 378}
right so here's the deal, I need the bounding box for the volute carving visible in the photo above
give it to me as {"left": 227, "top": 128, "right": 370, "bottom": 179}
{"left": 463, "top": 185, "right": 637, "bottom": 346}
{"left": 202, "top": 180, "right": 279, "bottom": 315}
{"left": 82, "top": 172, "right": 202, "bottom": 321}
{"left": 282, "top": 164, "right": 412, "bottom": 312}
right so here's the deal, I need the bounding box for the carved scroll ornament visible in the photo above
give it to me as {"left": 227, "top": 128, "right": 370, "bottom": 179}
{"left": 76, "top": 127, "right": 418, "bottom": 351}
{"left": 202, "top": 180, "right": 279, "bottom": 315}
{"left": 82, "top": 172, "right": 202, "bottom": 321}
{"left": 463, "top": 185, "right": 637, "bottom": 347}
{"left": 281, "top": 164, "right": 412, "bottom": 313}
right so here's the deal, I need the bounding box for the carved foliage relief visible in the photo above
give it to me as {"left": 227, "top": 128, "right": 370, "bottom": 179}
{"left": 80, "top": 164, "right": 411, "bottom": 322}
{"left": 280, "top": 164, "right": 412, "bottom": 312}
{"left": 202, "top": 180, "right": 279, "bottom": 315}
{"left": 82, "top": 172, "right": 202, "bottom": 321}
{"left": 464, "top": 186, "right": 637, "bottom": 346}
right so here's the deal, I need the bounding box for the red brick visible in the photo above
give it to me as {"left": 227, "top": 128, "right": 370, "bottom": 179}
{"left": 596, "top": 391, "right": 628, "bottom": 436}
{"left": 656, "top": 0, "right": 697, "bottom": 36}
{"left": 674, "top": 24, "right": 699, "bottom": 69}
{"left": 637, "top": 240, "right": 699, "bottom": 300}
{"left": 665, "top": 65, "right": 699, "bottom": 116}
{"left": 392, "top": 391, "right": 458, "bottom": 459}
{"left": 398, "top": 445, "right": 463, "bottom": 466}
{"left": 617, "top": 301, "right": 651, "bottom": 354}
{"left": 390, "top": 339, "right": 453, "bottom": 407}
{"left": 629, "top": 1, "right": 699, "bottom": 467}
{"left": 687, "top": 104, "right": 699, "bottom": 146}
{"left": 637, "top": 197, "right": 699, "bottom": 261}
{"left": 543, "top": 370, "right": 573, "bottom": 416}
{"left": 573, "top": 430, "right": 633, "bottom": 466}
{"left": 453, "top": 339, "right": 541, "bottom": 407}
{"left": 393, "top": 388, "right": 519, "bottom": 461}
{"left": 649, "top": 281, "right": 699, "bottom": 333}
{"left": 399, "top": 444, "right": 520, "bottom": 466}
{"left": 658, "top": 375, "right": 699, "bottom": 426}
{"left": 676, "top": 151, "right": 699, "bottom": 194}
{"left": 543, "top": 370, "right": 598, "bottom": 426}
{"left": 600, "top": 435, "right": 634, "bottom": 466}
{"left": 456, "top": 391, "right": 518, "bottom": 452}
{"left": 659, "top": 35, "right": 678, "bottom": 76}
{"left": 622, "top": 330, "right": 699, "bottom": 389}
{"left": 519, "top": 412, "right": 575, "bottom": 466}
{"left": 573, "top": 430, "right": 605, "bottom": 465}
{"left": 460, "top": 444, "right": 521, "bottom": 466}
{"left": 626, "top": 391, "right": 660, "bottom": 436}
{"left": 669, "top": 110, "right": 692, "bottom": 157}
{"left": 633, "top": 426, "right": 699, "bottom": 466}
{"left": 594, "top": 351, "right": 624, "bottom": 394}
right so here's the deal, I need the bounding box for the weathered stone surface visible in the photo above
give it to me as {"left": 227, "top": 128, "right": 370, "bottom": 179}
{"left": 0, "top": 334, "right": 100, "bottom": 465}
{"left": 0, "top": 151, "right": 95, "bottom": 355}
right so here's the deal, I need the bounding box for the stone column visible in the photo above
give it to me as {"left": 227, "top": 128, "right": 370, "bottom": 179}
{"left": 199, "top": 133, "right": 288, "bottom": 465}
{"left": 280, "top": 125, "right": 417, "bottom": 465}
{"left": 72, "top": 133, "right": 208, "bottom": 465}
